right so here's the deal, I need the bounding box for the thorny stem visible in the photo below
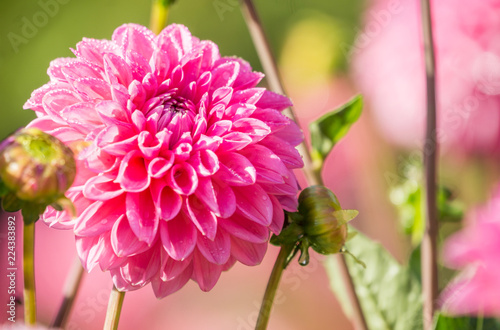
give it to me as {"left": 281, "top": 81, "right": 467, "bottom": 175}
{"left": 51, "top": 257, "right": 85, "bottom": 328}
{"left": 150, "top": 0, "right": 173, "bottom": 35}
{"left": 255, "top": 245, "right": 293, "bottom": 330}
{"left": 239, "top": 1, "right": 368, "bottom": 329}
{"left": 23, "top": 221, "right": 36, "bottom": 326}
{"left": 420, "top": 0, "right": 439, "bottom": 329}
{"left": 103, "top": 286, "right": 125, "bottom": 330}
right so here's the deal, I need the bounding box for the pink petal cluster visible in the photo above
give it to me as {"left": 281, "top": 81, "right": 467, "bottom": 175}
{"left": 352, "top": 0, "right": 500, "bottom": 155}
{"left": 24, "top": 23, "right": 303, "bottom": 297}
{"left": 440, "top": 185, "right": 500, "bottom": 316}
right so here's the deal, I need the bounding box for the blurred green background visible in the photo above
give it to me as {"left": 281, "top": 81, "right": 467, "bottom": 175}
{"left": 0, "top": 0, "right": 364, "bottom": 139}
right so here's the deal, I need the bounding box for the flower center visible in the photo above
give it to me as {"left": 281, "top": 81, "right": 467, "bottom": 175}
{"left": 155, "top": 92, "right": 196, "bottom": 144}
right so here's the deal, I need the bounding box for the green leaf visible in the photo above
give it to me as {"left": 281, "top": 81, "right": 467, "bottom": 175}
{"left": 434, "top": 313, "right": 500, "bottom": 330}
{"left": 309, "top": 95, "right": 363, "bottom": 166}
{"left": 325, "top": 230, "right": 422, "bottom": 330}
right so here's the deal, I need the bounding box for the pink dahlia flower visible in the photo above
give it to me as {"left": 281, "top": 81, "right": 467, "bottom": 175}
{"left": 440, "top": 185, "right": 500, "bottom": 316}
{"left": 352, "top": 0, "right": 500, "bottom": 155}
{"left": 23, "top": 23, "right": 303, "bottom": 297}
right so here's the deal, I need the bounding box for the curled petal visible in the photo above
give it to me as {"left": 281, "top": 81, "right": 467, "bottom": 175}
{"left": 116, "top": 151, "right": 150, "bottom": 192}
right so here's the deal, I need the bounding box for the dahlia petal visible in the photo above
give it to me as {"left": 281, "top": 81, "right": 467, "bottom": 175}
{"left": 219, "top": 213, "right": 269, "bottom": 243}
{"left": 197, "top": 229, "right": 231, "bottom": 265}
{"left": 160, "top": 214, "right": 197, "bottom": 261}
{"left": 230, "top": 237, "right": 268, "bottom": 266}
{"left": 218, "top": 132, "right": 253, "bottom": 152}
{"left": 131, "top": 109, "right": 147, "bottom": 132}
{"left": 47, "top": 57, "right": 78, "bottom": 82}
{"left": 195, "top": 72, "right": 212, "bottom": 103}
{"left": 231, "top": 57, "right": 264, "bottom": 89}
{"left": 24, "top": 82, "right": 61, "bottom": 112}
{"left": 181, "top": 53, "right": 203, "bottom": 83}
{"left": 193, "top": 134, "right": 221, "bottom": 152}
{"left": 74, "top": 198, "right": 124, "bottom": 237}
{"left": 60, "top": 102, "right": 103, "bottom": 133}
{"left": 231, "top": 118, "right": 271, "bottom": 142}
{"left": 186, "top": 195, "right": 217, "bottom": 240}
{"left": 138, "top": 131, "right": 161, "bottom": 159}
{"left": 251, "top": 108, "right": 290, "bottom": 132}
{"left": 97, "top": 234, "right": 124, "bottom": 271}
{"left": 119, "top": 246, "right": 161, "bottom": 286}
{"left": 232, "top": 185, "right": 273, "bottom": 226}
{"left": 255, "top": 90, "right": 293, "bottom": 110}
{"left": 111, "top": 215, "right": 149, "bottom": 257}
{"left": 73, "top": 37, "right": 120, "bottom": 66}
{"left": 42, "top": 89, "right": 81, "bottom": 124}
{"left": 269, "top": 195, "right": 285, "bottom": 235}
{"left": 222, "top": 256, "right": 237, "bottom": 271}
{"left": 83, "top": 175, "right": 124, "bottom": 201}
{"left": 129, "top": 80, "right": 147, "bottom": 109}
{"left": 260, "top": 135, "right": 304, "bottom": 169}
{"left": 215, "top": 152, "right": 256, "bottom": 186}
{"left": 111, "top": 269, "right": 141, "bottom": 292}
{"left": 211, "top": 87, "right": 233, "bottom": 108}
{"left": 207, "top": 119, "right": 232, "bottom": 137}
{"left": 224, "top": 103, "right": 256, "bottom": 120}
{"left": 160, "top": 24, "right": 194, "bottom": 56}
{"left": 150, "top": 48, "right": 171, "bottom": 82}
{"left": 61, "top": 60, "right": 104, "bottom": 82}
{"left": 126, "top": 190, "right": 159, "bottom": 245}
{"left": 194, "top": 177, "right": 219, "bottom": 214}
{"left": 95, "top": 100, "right": 130, "bottom": 124}
{"left": 189, "top": 150, "right": 219, "bottom": 177}
{"left": 161, "top": 251, "right": 193, "bottom": 281}
{"left": 116, "top": 150, "right": 150, "bottom": 192}
{"left": 103, "top": 53, "right": 133, "bottom": 86}
{"left": 259, "top": 168, "right": 299, "bottom": 195}
{"left": 125, "top": 49, "right": 151, "bottom": 81}
{"left": 152, "top": 266, "right": 193, "bottom": 298}
{"left": 152, "top": 183, "right": 182, "bottom": 221}
{"left": 112, "top": 23, "right": 155, "bottom": 61}
{"left": 173, "top": 142, "right": 192, "bottom": 162}
{"left": 192, "top": 249, "right": 223, "bottom": 292}
{"left": 212, "top": 179, "right": 236, "bottom": 218}
{"left": 75, "top": 235, "right": 102, "bottom": 271}
{"left": 148, "top": 155, "right": 174, "bottom": 178}
{"left": 168, "top": 162, "right": 198, "bottom": 195}
{"left": 231, "top": 87, "right": 265, "bottom": 105}
{"left": 193, "top": 40, "right": 220, "bottom": 72}
{"left": 276, "top": 194, "right": 299, "bottom": 212}
{"left": 72, "top": 77, "right": 112, "bottom": 101}
{"left": 240, "top": 144, "right": 288, "bottom": 184}
{"left": 272, "top": 121, "right": 304, "bottom": 147}
{"left": 191, "top": 115, "right": 207, "bottom": 142}
{"left": 210, "top": 60, "right": 239, "bottom": 90}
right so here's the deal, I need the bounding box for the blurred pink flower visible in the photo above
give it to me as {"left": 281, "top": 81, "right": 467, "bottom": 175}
{"left": 352, "top": 0, "right": 500, "bottom": 155}
{"left": 23, "top": 23, "right": 303, "bottom": 297}
{"left": 440, "top": 185, "right": 500, "bottom": 316}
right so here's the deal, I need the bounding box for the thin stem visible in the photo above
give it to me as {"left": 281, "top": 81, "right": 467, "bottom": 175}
{"left": 51, "top": 257, "right": 85, "bottom": 328}
{"left": 23, "top": 221, "right": 36, "bottom": 326}
{"left": 239, "top": 1, "right": 368, "bottom": 329}
{"left": 255, "top": 245, "right": 293, "bottom": 330}
{"left": 150, "top": 0, "right": 173, "bottom": 35}
{"left": 420, "top": 0, "right": 439, "bottom": 329}
{"left": 103, "top": 286, "right": 125, "bottom": 330}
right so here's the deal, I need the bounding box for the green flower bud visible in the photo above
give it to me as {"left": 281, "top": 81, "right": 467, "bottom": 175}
{"left": 298, "top": 186, "right": 356, "bottom": 255}
{"left": 271, "top": 185, "right": 358, "bottom": 267}
{"left": 0, "top": 128, "right": 76, "bottom": 210}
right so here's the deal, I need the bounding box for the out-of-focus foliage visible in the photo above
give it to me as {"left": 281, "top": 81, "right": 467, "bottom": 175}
{"left": 326, "top": 230, "right": 422, "bottom": 330}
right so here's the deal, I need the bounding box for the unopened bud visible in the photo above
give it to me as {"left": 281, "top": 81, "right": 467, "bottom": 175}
{"left": 0, "top": 128, "right": 76, "bottom": 206}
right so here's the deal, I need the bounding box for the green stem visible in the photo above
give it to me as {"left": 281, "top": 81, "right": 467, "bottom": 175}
{"left": 51, "top": 257, "right": 85, "bottom": 328}
{"left": 255, "top": 245, "right": 293, "bottom": 330}
{"left": 103, "top": 286, "right": 125, "bottom": 330}
{"left": 23, "top": 221, "right": 36, "bottom": 326}
{"left": 150, "top": 0, "right": 173, "bottom": 35}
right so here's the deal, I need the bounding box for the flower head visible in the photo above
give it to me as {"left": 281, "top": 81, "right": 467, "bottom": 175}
{"left": 24, "top": 23, "right": 303, "bottom": 297}
{"left": 440, "top": 185, "right": 500, "bottom": 316}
